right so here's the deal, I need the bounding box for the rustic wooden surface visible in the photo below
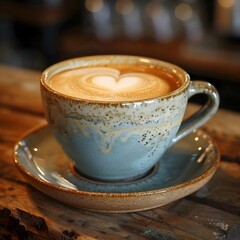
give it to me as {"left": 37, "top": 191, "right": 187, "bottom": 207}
{"left": 0, "top": 64, "right": 239, "bottom": 240}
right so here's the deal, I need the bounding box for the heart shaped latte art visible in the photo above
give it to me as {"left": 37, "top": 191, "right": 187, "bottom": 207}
{"left": 92, "top": 75, "right": 142, "bottom": 91}
{"left": 80, "top": 67, "right": 166, "bottom": 93}
{"left": 50, "top": 67, "right": 172, "bottom": 101}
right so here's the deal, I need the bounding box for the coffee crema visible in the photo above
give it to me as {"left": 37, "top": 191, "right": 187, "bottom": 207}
{"left": 49, "top": 65, "right": 181, "bottom": 102}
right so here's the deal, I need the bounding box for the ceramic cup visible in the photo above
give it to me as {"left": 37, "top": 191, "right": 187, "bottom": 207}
{"left": 40, "top": 55, "right": 219, "bottom": 182}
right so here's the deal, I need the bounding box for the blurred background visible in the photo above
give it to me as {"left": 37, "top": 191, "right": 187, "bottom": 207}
{"left": 0, "top": 0, "right": 239, "bottom": 111}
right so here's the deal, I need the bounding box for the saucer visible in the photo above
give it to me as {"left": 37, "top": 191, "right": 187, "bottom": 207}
{"left": 14, "top": 125, "right": 220, "bottom": 213}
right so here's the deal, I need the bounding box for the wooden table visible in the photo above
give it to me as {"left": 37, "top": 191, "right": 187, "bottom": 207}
{"left": 0, "top": 64, "right": 239, "bottom": 240}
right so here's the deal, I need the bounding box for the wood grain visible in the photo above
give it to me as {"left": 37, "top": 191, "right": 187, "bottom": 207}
{"left": 0, "top": 64, "right": 43, "bottom": 115}
{"left": 0, "top": 159, "right": 239, "bottom": 240}
{"left": 0, "top": 65, "right": 240, "bottom": 240}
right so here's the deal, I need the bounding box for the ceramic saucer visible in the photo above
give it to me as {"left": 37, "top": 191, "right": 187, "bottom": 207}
{"left": 14, "top": 125, "right": 220, "bottom": 213}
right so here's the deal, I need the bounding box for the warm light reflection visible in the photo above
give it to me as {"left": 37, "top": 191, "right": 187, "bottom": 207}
{"left": 198, "top": 147, "right": 202, "bottom": 151}
{"left": 140, "top": 58, "right": 150, "bottom": 63}
{"left": 115, "top": 0, "right": 134, "bottom": 15}
{"left": 218, "top": 0, "right": 235, "bottom": 8}
{"left": 146, "top": 1, "right": 164, "bottom": 17}
{"left": 52, "top": 173, "right": 77, "bottom": 190}
{"left": 33, "top": 148, "right": 38, "bottom": 152}
{"left": 175, "top": 3, "right": 193, "bottom": 21}
{"left": 34, "top": 160, "right": 46, "bottom": 177}
{"left": 194, "top": 137, "right": 199, "bottom": 141}
{"left": 85, "top": 0, "right": 104, "bottom": 13}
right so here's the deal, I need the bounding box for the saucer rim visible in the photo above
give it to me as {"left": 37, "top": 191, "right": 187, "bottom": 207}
{"left": 13, "top": 124, "right": 220, "bottom": 198}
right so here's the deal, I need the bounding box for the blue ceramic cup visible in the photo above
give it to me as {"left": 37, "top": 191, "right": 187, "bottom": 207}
{"left": 40, "top": 55, "right": 219, "bottom": 182}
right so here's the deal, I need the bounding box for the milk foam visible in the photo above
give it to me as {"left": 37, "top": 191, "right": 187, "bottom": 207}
{"left": 92, "top": 75, "right": 141, "bottom": 91}
{"left": 49, "top": 67, "right": 173, "bottom": 101}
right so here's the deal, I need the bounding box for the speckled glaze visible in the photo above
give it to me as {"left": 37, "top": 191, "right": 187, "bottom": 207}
{"left": 40, "top": 55, "right": 219, "bottom": 181}
{"left": 14, "top": 125, "right": 220, "bottom": 213}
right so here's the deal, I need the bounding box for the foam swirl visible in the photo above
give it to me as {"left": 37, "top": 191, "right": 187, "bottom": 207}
{"left": 50, "top": 67, "right": 173, "bottom": 101}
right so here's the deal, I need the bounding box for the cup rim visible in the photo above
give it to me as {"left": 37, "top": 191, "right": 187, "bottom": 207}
{"left": 40, "top": 55, "right": 190, "bottom": 105}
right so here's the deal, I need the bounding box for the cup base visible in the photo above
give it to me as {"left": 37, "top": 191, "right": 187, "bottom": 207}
{"left": 70, "top": 164, "right": 159, "bottom": 185}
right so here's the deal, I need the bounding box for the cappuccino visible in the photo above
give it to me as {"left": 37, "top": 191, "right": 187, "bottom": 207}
{"left": 41, "top": 55, "right": 219, "bottom": 182}
{"left": 49, "top": 65, "right": 181, "bottom": 102}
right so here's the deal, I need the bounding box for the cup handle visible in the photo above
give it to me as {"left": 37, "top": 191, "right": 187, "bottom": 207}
{"left": 171, "top": 81, "right": 219, "bottom": 145}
